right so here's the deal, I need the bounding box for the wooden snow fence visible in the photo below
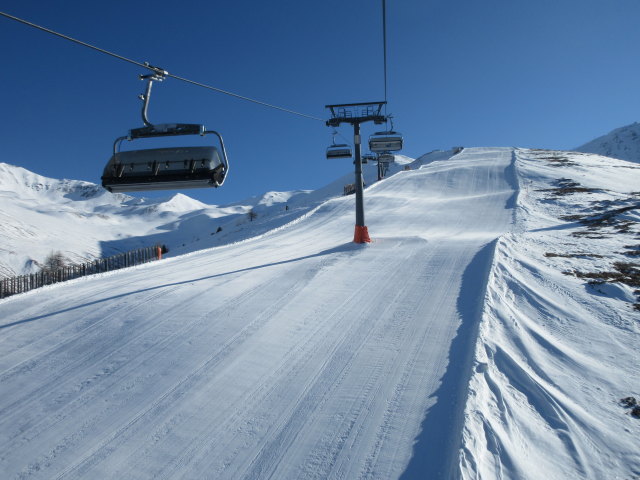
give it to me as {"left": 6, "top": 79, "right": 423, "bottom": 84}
{"left": 0, "top": 245, "right": 164, "bottom": 299}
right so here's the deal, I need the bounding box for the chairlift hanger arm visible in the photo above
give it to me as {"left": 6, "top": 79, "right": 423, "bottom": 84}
{"left": 203, "top": 129, "right": 229, "bottom": 187}
{"left": 140, "top": 77, "right": 155, "bottom": 127}
{"left": 131, "top": 72, "right": 207, "bottom": 139}
{"left": 138, "top": 66, "right": 170, "bottom": 128}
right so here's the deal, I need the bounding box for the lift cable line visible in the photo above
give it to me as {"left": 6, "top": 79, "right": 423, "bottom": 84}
{"left": 164, "top": 73, "right": 323, "bottom": 121}
{"left": 0, "top": 10, "right": 324, "bottom": 122}
{"left": 382, "top": 0, "right": 388, "bottom": 114}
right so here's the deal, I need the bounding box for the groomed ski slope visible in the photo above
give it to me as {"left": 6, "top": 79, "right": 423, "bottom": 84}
{"left": 0, "top": 147, "right": 517, "bottom": 479}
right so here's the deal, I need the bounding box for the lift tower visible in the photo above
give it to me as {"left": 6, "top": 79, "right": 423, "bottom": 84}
{"left": 325, "top": 102, "right": 387, "bottom": 243}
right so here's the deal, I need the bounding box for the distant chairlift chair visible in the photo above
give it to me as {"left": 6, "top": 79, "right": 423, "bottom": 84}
{"left": 368, "top": 131, "right": 403, "bottom": 153}
{"left": 102, "top": 68, "right": 229, "bottom": 193}
{"left": 325, "top": 129, "right": 352, "bottom": 160}
{"left": 326, "top": 143, "right": 352, "bottom": 159}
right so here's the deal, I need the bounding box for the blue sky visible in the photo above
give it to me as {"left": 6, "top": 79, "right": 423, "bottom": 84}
{"left": 1, "top": 0, "right": 639, "bottom": 205}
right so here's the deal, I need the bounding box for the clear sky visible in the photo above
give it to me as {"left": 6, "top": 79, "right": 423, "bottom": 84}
{"left": 1, "top": 0, "right": 639, "bottom": 205}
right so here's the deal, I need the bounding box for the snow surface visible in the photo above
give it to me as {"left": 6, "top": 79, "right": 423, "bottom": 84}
{"left": 0, "top": 147, "right": 639, "bottom": 479}
{"left": 460, "top": 149, "right": 639, "bottom": 479}
{"left": 576, "top": 122, "right": 640, "bottom": 164}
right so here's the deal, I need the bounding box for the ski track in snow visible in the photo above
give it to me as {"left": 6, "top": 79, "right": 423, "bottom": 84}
{"left": 1, "top": 148, "right": 518, "bottom": 479}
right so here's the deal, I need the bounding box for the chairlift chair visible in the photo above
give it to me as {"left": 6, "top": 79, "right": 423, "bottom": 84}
{"left": 102, "top": 144, "right": 225, "bottom": 193}
{"left": 326, "top": 144, "right": 352, "bottom": 159}
{"left": 377, "top": 153, "right": 395, "bottom": 164}
{"left": 326, "top": 129, "right": 353, "bottom": 159}
{"left": 369, "top": 131, "right": 403, "bottom": 153}
{"left": 102, "top": 69, "right": 229, "bottom": 193}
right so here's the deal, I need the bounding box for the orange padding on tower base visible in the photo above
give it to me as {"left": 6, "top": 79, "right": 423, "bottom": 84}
{"left": 353, "top": 225, "right": 371, "bottom": 243}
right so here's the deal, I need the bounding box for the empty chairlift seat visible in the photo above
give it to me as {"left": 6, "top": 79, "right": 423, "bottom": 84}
{"left": 102, "top": 119, "right": 229, "bottom": 193}
{"left": 102, "top": 70, "right": 229, "bottom": 193}
{"left": 102, "top": 145, "right": 225, "bottom": 193}
{"left": 326, "top": 143, "right": 352, "bottom": 159}
{"left": 368, "top": 131, "right": 403, "bottom": 153}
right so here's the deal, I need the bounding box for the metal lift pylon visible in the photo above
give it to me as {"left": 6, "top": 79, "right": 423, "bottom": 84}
{"left": 325, "top": 102, "right": 387, "bottom": 243}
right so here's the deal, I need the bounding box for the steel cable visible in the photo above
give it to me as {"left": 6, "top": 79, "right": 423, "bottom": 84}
{"left": 0, "top": 10, "right": 324, "bottom": 122}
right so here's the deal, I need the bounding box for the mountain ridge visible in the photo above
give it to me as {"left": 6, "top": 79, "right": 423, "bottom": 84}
{"left": 575, "top": 121, "right": 640, "bottom": 163}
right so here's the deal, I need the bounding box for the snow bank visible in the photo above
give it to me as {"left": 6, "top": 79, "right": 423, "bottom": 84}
{"left": 460, "top": 148, "right": 640, "bottom": 479}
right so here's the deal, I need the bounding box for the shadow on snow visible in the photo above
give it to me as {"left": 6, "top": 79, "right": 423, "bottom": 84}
{"left": 0, "top": 242, "right": 359, "bottom": 331}
{"left": 400, "top": 240, "right": 498, "bottom": 479}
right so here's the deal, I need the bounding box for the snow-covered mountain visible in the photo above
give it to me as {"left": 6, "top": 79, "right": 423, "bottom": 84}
{"left": 575, "top": 121, "right": 640, "bottom": 163}
{"left": 0, "top": 153, "right": 430, "bottom": 278}
{"left": 0, "top": 166, "right": 166, "bottom": 276}
{"left": 0, "top": 148, "right": 638, "bottom": 479}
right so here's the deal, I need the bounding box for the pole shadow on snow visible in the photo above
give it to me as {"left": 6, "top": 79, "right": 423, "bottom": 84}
{"left": 0, "top": 242, "right": 360, "bottom": 331}
{"left": 400, "top": 240, "right": 498, "bottom": 479}
{"left": 504, "top": 151, "right": 520, "bottom": 211}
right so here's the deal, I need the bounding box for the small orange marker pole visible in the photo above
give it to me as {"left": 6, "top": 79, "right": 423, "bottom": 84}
{"left": 353, "top": 225, "right": 371, "bottom": 243}
{"left": 156, "top": 246, "right": 162, "bottom": 260}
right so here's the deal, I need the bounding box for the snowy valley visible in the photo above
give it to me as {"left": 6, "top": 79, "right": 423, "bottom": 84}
{"left": 0, "top": 146, "right": 638, "bottom": 479}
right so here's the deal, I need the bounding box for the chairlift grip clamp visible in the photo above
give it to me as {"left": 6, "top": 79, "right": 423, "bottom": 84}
{"left": 140, "top": 62, "right": 168, "bottom": 82}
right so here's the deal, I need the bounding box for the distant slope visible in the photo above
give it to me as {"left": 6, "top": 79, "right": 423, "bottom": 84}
{"left": 0, "top": 162, "right": 308, "bottom": 277}
{"left": 0, "top": 162, "right": 246, "bottom": 277}
{"left": 575, "top": 122, "right": 640, "bottom": 163}
{"left": 0, "top": 162, "right": 129, "bottom": 277}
